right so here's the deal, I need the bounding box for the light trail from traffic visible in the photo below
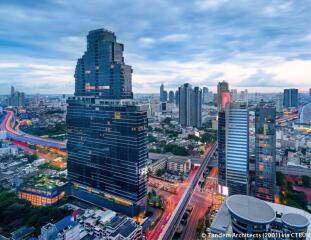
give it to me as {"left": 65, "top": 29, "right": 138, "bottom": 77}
{"left": 1, "top": 111, "right": 66, "bottom": 150}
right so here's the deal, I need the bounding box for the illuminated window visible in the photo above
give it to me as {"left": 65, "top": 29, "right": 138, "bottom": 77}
{"left": 114, "top": 112, "right": 121, "bottom": 119}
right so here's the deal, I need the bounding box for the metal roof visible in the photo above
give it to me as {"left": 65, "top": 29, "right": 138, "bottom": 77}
{"left": 226, "top": 195, "right": 276, "bottom": 224}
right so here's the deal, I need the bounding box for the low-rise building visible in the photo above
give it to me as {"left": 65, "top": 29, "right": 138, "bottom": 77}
{"left": 167, "top": 156, "right": 191, "bottom": 174}
{"left": 17, "top": 175, "right": 67, "bottom": 206}
{"left": 210, "top": 195, "right": 311, "bottom": 239}
{"left": 39, "top": 216, "right": 79, "bottom": 240}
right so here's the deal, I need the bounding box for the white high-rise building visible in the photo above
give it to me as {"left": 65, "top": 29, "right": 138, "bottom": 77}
{"left": 225, "top": 102, "right": 249, "bottom": 195}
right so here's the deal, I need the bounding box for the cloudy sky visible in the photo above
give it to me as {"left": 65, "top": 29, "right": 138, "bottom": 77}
{"left": 0, "top": 0, "right": 310, "bottom": 94}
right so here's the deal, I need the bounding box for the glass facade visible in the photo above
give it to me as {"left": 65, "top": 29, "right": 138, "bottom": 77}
{"left": 67, "top": 29, "right": 148, "bottom": 215}
{"left": 226, "top": 105, "right": 249, "bottom": 195}
{"left": 218, "top": 103, "right": 249, "bottom": 195}
{"left": 218, "top": 110, "right": 226, "bottom": 186}
{"left": 283, "top": 88, "right": 298, "bottom": 108}
{"left": 178, "top": 83, "right": 202, "bottom": 128}
{"left": 67, "top": 98, "right": 148, "bottom": 203}
{"left": 255, "top": 105, "right": 276, "bottom": 202}
{"left": 75, "top": 29, "right": 133, "bottom": 99}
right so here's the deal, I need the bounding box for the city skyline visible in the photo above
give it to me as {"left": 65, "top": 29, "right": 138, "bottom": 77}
{"left": 1, "top": 0, "right": 311, "bottom": 94}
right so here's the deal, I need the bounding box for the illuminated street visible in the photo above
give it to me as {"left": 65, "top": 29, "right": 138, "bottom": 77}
{"left": 146, "top": 166, "right": 198, "bottom": 240}
{"left": 181, "top": 167, "right": 221, "bottom": 240}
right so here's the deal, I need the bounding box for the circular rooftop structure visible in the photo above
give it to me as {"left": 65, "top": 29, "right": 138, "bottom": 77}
{"left": 281, "top": 213, "right": 309, "bottom": 229}
{"left": 226, "top": 195, "right": 276, "bottom": 224}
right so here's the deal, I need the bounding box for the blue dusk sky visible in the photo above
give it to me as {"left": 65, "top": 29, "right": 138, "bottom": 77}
{"left": 0, "top": 0, "right": 310, "bottom": 94}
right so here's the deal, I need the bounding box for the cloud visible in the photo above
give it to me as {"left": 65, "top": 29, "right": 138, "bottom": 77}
{"left": 0, "top": 0, "right": 311, "bottom": 93}
{"left": 194, "top": 0, "right": 228, "bottom": 10}
{"left": 160, "top": 34, "right": 189, "bottom": 42}
{"left": 236, "top": 69, "right": 288, "bottom": 87}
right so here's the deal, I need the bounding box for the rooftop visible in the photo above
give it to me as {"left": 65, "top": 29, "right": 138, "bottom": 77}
{"left": 226, "top": 195, "right": 276, "bottom": 224}
{"left": 21, "top": 174, "right": 67, "bottom": 190}
{"left": 282, "top": 213, "right": 309, "bottom": 229}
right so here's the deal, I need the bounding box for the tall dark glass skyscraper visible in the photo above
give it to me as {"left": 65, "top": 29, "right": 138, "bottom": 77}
{"left": 254, "top": 104, "right": 276, "bottom": 202}
{"left": 75, "top": 29, "right": 133, "bottom": 99}
{"left": 67, "top": 29, "right": 148, "bottom": 216}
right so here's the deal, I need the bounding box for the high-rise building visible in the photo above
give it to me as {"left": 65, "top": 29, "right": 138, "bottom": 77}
{"left": 217, "top": 81, "right": 229, "bottom": 110}
{"left": 192, "top": 87, "right": 202, "bottom": 128}
{"left": 218, "top": 102, "right": 249, "bottom": 195}
{"left": 8, "top": 86, "right": 25, "bottom": 107}
{"left": 67, "top": 29, "right": 148, "bottom": 216}
{"left": 226, "top": 103, "right": 249, "bottom": 195}
{"left": 239, "top": 89, "right": 248, "bottom": 104}
{"left": 230, "top": 89, "right": 238, "bottom": 102}
{"left": 168, "top": 90, "right": 174, "bottom": 103}
{"left": 255, "top": 104, "right": 276, "bottom": 202}
{"left": 74, "top": 29, "right": 133, "bottom": 99}
{"left": 175, "top": 90, "right": 179, "bottom": 106}
{"left": 276, "top": 93, "right": 283, "bottom": 113}
{"left": 283, "top": 88, "right": 298, "bottom": 108}
{"left": 207, "top": 91, "right": 214, "bottom": 104}
{"left": 160, "top": 83, "right": 168, "bottom": 102}
{"left": 218, "top": 109, "right": 227, "bottom": 189}
{"left": 203, "top": 87, "right": 209, "bottom": 104}
{"left": 178, "top": 83, "right": 202, "bottom": 128}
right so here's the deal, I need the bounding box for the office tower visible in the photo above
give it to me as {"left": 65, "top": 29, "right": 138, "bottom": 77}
{"left": 67, "top": 29, "right": 148, "bottom": 216}
{"left": 74, "top": 29, "right": 133, "bottom": 99}
{"left": 217, "top": 108, "right": 227, "bottom": 190}
{"left": 203, "top": 87, "right": 209, "bottom": 104}
{"left": 8, "top": 86, "right": 25, "bottom": 107}
{"left": 179, "top": 83, "right": 192, "bottom": 127}
{"left": 218, "top": 102, "right": 249, "bottom": 195}
{"left": 254, "top": 104, "right": 276, "bottom": 202}
{"left": 175, "top": 90, "right": 179, "bottom": 106}
{"left": 160, "top": 83, "right": 168, "bottom": 102}
{"left": 217, "top": 81, "right": 229, "bottom": 110}
{"left": 207, "top": 91, "right": 214, "bottom": 104}
{"left": 11, "top": 86, "right": 15, "bottom": 96}
{"left": 168, "top": 90, "right": 174, "bottom": 103}
{"left": 192, "top": 87, "right": 202, "bottom": 128}
{"left": 160, "top": 83, "right": 165, "bottom": 101}
{"left": 178, "top": 83, "right": 202, "bottom": 128}
{"left": 276, "top": 93, "right": 283, "bottom": 113}
{"left": 239, "top": 89, "right": 248, "bottom": 104}
{"left": 283, "top": 88, "right": 298, "bottom": 108}
{"left": 226, "top": 103, "right": 249, "bottom": 195}
{"left": 230, "top": 89, "right": 238, "bottom": 102}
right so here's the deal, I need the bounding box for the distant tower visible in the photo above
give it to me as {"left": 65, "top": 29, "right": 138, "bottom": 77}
{"left": 178, "top": 83, "right": 202, "bottom": 128}
{"left": 283, "top": 88, "right": 298, "bottom": 108}
{"left": 203, "top": 87, "right": 209, "bottom": 104}
{"left": 168, "top": 90, "right": 175, "bottom": 103}
{"left": 217, "top": 81, "right": 229, "bottom": 111}
{"left": 159, "top": 83, "right": 168, "bottom": 102}
{"left": 255, "top": 103, "right": 276, "bottom": 202}
{"left": 175, "top": 90, "right": 179, "bottom": 106}
{"left": 11, "top": 86, "right": 15, "bottom": 96}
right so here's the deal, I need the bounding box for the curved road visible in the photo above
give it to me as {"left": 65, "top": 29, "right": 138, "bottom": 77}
{"left": 1, "top": 111, "right": 66, "bottom": 150}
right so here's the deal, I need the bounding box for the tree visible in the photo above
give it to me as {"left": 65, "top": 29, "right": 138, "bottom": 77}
{"left": 276, "top": 171, "right": 286, "bottom": 187}
{"left": 302, "top": 176, "right": 310, "bottom": 188}
{"left": 164, "top": 144, "right": 188, "bottom": 156}
{"left": 162, "top": 117, "right": 172, "bottom": 125}
{"left": 27, "top": 154, "right": 38, "bottom": 163}
{"left": 156, "top": 169, "right": 165, "bottom": 177}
